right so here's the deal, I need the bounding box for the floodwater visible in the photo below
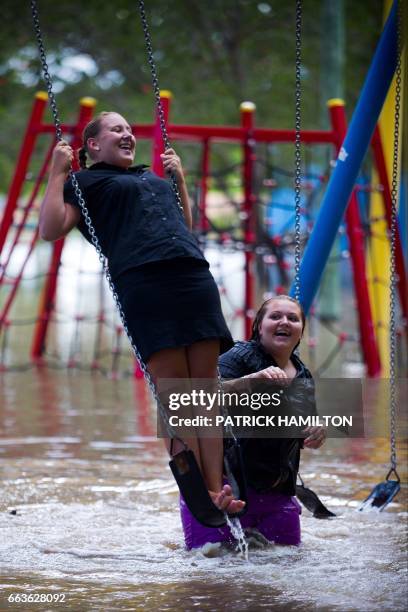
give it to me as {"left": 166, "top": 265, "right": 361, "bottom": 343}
{"left": 1, "top": 369, "right": 407, "bottom": 612}
{"left": 1, "top": 237, "right": 407, "bottom": 611}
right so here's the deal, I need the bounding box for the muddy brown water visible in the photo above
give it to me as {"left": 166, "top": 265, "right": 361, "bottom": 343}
{"left": 1, "top": 369, "right": 407, "bottom": 612}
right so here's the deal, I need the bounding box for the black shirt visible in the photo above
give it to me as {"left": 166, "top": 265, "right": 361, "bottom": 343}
{"left": 63, "top": 162, "right": 206, "bottom": 280}
{"left": 219, "top": 340, "right": 314, "bottom": 382}
{"left": 219, "top": 341, "right": 316, "bottom": 495}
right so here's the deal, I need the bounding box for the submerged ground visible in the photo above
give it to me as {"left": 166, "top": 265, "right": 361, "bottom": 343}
{"left": 1, "top": 369, "right": 407, "bottom": 612}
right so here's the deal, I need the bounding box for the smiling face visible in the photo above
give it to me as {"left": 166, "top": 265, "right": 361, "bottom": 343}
{"left": 86, "top": 112, "right": 136, "bottom": 168}
{"left": 257, "top": 298, "right": 304, "bottom": 356}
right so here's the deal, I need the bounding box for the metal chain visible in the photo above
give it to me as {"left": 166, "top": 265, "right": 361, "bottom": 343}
{"left": 30, "top": 0, "right": 62, "bottom": 142}
{"left": 389, "top": 0, "right": 402, "bottom": 476}
{"left": 30, "top": 0, "right": 178, "bottom": 440}
{"left": 294, "top": 0, "right": 302, "bottom": 303}
{"left": 137, "top": 0, "right": 183, "bottom": 212}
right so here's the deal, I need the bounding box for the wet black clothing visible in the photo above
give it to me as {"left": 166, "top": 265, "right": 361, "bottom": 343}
{"left": 219, "top": 340, "right": 316, "bottom": 496}
{"left": 64, "top": 162, "right": 232, "bottom": 361}
{"left": 114, "top": 258, "right": 233, "bottom": 363}
{"left": 219, "top": 340, "right": 313, "bottom": 380}
{"left": 63, "top": 162, "right": 206, "bottom": 281}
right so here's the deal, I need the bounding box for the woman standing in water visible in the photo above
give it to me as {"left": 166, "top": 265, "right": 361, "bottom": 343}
{"left": 180, "top": 295, "right": 326, "bottom": 549}
{"left": 39, "top": 111, "right": 244, "bottom": 514}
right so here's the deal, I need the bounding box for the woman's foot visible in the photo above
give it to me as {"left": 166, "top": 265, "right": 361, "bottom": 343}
{"left": 210, "top": 484, "right": 245, "bottom": 514}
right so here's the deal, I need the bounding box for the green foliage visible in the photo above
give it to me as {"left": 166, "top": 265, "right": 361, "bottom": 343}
{"left": 0, "top": 0, "right": 382, "bottom": 192}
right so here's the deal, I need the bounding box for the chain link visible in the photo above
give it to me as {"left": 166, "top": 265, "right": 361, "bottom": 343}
{"left": 30, "top": 0, "right": 62, "bottom": 142}
{"left": 30, "top": 0, "right": 178, "bottom": 439}
{"left": 294, "top": 0, "right": 302, "bottom": 303}
{"left": 137, "top": 0, "right": 183, "bottom": 213}
{"left": 389, "top": 0, "right": 402, "bottom": 475}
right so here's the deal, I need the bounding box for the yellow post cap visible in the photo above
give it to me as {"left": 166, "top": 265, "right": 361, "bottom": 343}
{"left": 160, "top": 90, "right": 173, "bottom": 99}
{"left": 80, "top": 96, "right": 97, "bottom": 107}
{"left": 240, "top": 101, "right": 256, "bottom": 112}
{"left": 35, "top": 91, "right": 48, "bottom": 101}
{"left": 327, "top": 98, "right": 345, "bottom": 108}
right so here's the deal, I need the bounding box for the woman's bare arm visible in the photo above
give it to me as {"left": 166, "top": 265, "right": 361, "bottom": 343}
{"left": 39, "top": 141, "right": 81, "bottom": 241}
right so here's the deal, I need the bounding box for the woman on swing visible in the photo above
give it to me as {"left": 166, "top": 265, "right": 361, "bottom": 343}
{"left": 39, "top": 110, "right": 245, "bottom": 515}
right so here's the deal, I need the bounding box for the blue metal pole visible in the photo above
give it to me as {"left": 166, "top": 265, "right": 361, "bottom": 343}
{"left": 290, "top": 0, "right": 398, "bottom": 313}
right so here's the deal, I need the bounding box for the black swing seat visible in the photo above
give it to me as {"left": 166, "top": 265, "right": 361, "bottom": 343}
{"left": 170, "top": 439, "right": 248, "bottom": 528}
{"left": 296, "top": 482, "right": 336, "bottom": 518}
{"left": 296, "top": 474, "right": 336, "bottom": 519}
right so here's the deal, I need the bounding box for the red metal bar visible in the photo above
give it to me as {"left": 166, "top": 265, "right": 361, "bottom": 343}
{"left": 328, "top": 99, "right": 381, "bottom": 377}
{"left": 152, "top": 90, "right": 171, "bottom": 175}
{"left": 0, "top": 141, "right": 55, "bottom": 285}
{"left": 241, "top": 102, "right": 257, "bottom": 339}
{"left": 40, "top": 121, "right": 335, "bottom": 145}
{"left": 70, "top": 97, "right": 98, "bottom": 168}
{"left": 31, "top": 239, "right": 64, "bottom": 363}
{"left": 0, "top": 227, "right": 40, "bottom": 332}
{"left": 133, "top": 378, "right": 154, "bottom": 437}
{"left": 166, "top": 125, "right": 336, "bottom": 144}
{"left": 0, "top": 92, "right": 48, "bottom": 254}
{"left": 371, "top": 126, "right": 408, "bottom": 336}
{"left": 31, "top": 97, "right": 96, "bottom": 361}
{"left": 21, "top": 111, "right": 337, "bottom": 146}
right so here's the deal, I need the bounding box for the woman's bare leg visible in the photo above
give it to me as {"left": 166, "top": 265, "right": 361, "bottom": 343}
{"left": 186, "top": 339, "right": 245, "bottom": 513}
{"left": 185, "top": 339, "right": 222, "bottom": 492}
{"left": 147, "top": 342, "right": 244, "bottom": 513}
{"left": 147, "top": 346, "right": 202, "bottom": 469}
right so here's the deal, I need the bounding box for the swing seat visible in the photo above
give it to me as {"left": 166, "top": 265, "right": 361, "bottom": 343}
{"left": 296, "top": 482, "right": 336, "bottom": 518}
{"left": 170, "top": 440, "right": 247, "bottom": 528}
{"left": 358, "top": 478, "right": 400, "bottom": 512}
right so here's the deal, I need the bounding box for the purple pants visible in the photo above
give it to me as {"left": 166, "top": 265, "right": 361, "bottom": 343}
{"left": 180, "top": 487, "right": 302, "bottom": 550}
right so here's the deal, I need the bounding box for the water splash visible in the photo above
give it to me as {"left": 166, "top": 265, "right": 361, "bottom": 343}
{"left": 225, "top": 515, "right": 248, "bottom": 561}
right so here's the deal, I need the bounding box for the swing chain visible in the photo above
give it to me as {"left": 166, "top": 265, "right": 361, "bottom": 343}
{"left": 137, "top": 0, "right": 184, "bottom": 213}
{"left": 30, "top": 0, "right": 178, "bottom": 441}
{"left": 30, "top": 0, "right": 62, "bottom": 142}
{"left": 294, "top": 0, "right": 302, "bottom": 303}
{"left": 389, "top": 0, "right": 402, "bottom": 473}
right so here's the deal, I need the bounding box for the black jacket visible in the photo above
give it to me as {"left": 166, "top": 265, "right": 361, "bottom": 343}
{"left": 219, "top": 340, "right": 316, "bottom": 495}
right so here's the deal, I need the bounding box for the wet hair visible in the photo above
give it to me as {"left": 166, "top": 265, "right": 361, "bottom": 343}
{"left": 250, "top": 295, "right": 306, "bottom": 345}
{"left": 77, "top": 111, "right": 115, "bottom": 169}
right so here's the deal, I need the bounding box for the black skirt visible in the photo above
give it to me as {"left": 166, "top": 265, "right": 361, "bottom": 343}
{"left": 114, "top": 257, "right": 234, "bottom": 363}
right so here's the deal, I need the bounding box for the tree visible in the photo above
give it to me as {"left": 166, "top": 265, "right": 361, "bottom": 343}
{"left": 0, "top": 0, "right": 382, "bottom": 192}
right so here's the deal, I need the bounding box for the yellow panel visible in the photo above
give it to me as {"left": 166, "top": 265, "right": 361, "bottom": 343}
{"left": 367, "top": 0, "right": 404, "bottom": 375}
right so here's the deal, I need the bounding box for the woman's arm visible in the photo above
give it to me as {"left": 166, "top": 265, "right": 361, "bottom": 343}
{"left": 301, "top": 377, "right": 326, "bottom": 448}
{"left": 243, "top": 366, "right": 288, "bottom": 381}
{"left": 39, "top": 141, "right": 81, "bottom": 241}
{"left": 161, "top": 148, "right": 192, "bottom": 230}
{"left": 303, "top": 426, "right": 326, "bottom": 448}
